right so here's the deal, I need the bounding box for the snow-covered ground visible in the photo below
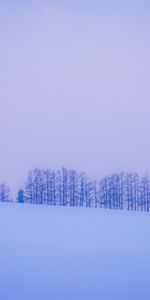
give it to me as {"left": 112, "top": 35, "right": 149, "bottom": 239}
{"left": 0, "top": 203, "right": 149, "bottom": 300}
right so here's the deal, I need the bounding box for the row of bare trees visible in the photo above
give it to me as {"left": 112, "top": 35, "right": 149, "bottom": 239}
{"left": 0, "top": 168, "right": 149, "bottom": 212}
{"left": 99, "top": 172, "right": 149, "bottom": 211}
{"left": 21, "top": 168, "right": 97, "bottom": 208}
{"left": 15, "top": 168, "right": 150, "bottom": 212}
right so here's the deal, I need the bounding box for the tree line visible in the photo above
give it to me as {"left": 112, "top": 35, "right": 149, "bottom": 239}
{"left": 0, "top": 168, "right": 150, "bottom": 212}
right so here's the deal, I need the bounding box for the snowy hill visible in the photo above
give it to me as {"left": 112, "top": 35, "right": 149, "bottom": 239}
{"left": 0, "top": 203, "right": 150, "bottom": 300}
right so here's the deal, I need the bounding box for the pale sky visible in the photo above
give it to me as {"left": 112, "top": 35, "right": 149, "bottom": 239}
{"left": 0, "top": 1, "right": 150, "bottom": 197}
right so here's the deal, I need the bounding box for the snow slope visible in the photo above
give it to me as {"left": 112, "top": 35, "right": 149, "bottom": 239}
{"left": 0, "top": 203, "right": 150, "bottom": 300}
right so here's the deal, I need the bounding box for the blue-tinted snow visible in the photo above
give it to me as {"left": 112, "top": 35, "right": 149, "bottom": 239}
{"left": 0, "top": 203, "right": 149, "bottom": 300}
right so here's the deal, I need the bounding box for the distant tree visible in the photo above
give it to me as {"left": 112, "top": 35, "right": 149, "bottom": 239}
{"left": 78, "top": 172, "right": 88, "bottom": 207}
{"left": 118, "top": 172, "right": 125, "bottom": 210}
{"left": 124, "top": 173, "right": 139, "bottom": 211}
{"left": 99, "top": 176, "right": 111, "bottom": 209}
{"left": 93, "top": 180, "right": 98, "bottom": 208}
{"left": 68, "top": 169, "right": 79, "bottom": 207}
{"left": 55, "top": 170, "right": 62, "bottom": 206}
{"left": 17, "top": 189, "right": 24, "bottom": 203}
{"left": 139, "top": 175, "right": 150, "bottom": 212}
{"left": 0, "top": 183, "right": 11, "bottom": 202}
{"left": 24, "top": 170, "right": 34, "bottom": 204}
{"left": 61, "top": 167, "right": 69, "bottom": 206}
{"left": 85, "top": 179, "right": 97, "bottom": 208}
{"left": 32, "top": 168, "right": 43, "bottom": 204}
{"left": 44, "top": 169, "right": 51, "bottom": 205}
{"left": 44, "top": 169, "right": 56, "bottom": 205}
{"left": 78, "top": 173, "right": 96, "bottom": 208}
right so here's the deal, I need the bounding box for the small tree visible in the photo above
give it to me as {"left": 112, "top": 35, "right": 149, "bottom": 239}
{"left": 17, "top": 189, "right": 24, "bottom": 203}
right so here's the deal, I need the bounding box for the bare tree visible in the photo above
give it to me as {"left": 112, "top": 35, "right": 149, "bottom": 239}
{"left": 0, "top": 183, "right": 11, "bottom": 202}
